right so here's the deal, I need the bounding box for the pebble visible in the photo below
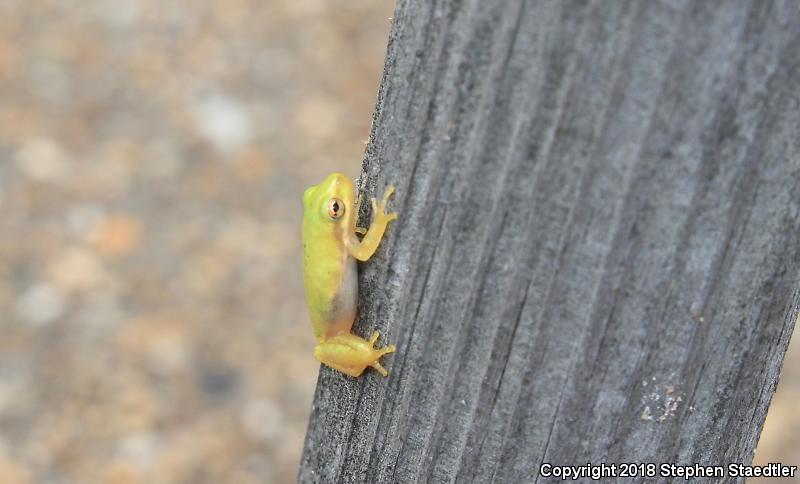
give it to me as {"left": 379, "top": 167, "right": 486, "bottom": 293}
{"left": 192, "top": 92, "right": 253, "bottom": 153}
{"left": 241, "top": 398, "right": 284, "bottom": 442}
{"left": 15, "top": 283, "right": 65, "bottom": 327}
{"left": 14, "top": 138, "right": 70, "bottom": 183}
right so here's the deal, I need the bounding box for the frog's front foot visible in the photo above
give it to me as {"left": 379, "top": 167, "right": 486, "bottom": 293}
{"left": 372, "top": 185, "right": 398, "bottom": 226}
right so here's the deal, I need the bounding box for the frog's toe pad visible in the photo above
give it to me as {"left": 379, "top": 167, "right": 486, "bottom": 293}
{"left": 371, "top": 361, "right": 389, "bottom": 377}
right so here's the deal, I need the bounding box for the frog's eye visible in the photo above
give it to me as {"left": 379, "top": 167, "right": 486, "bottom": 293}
{"left": 327, "top": 198, "right": 345, "bottom": 219}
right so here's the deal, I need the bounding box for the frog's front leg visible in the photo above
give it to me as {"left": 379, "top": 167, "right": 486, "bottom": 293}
{"left": 314, "top": 330, "right": 396, "bottom": 377}
{"left": 348, "top": 186, "right": 398, "bottom": 261}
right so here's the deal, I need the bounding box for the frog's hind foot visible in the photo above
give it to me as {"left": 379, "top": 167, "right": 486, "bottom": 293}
{"left": 368, "top": 330, "right": 381, "bottom": 345}
{"left": 368, "top": 331, "right": 395, "bottom": 377}
{"left": 379, "top": 344, "right": 396, "bottom": 356}
{"left": 368, "top": 331, "right": 395, "bottom": 354}
{"left": 371, "top": 361, "right": 389, "bottom": 377}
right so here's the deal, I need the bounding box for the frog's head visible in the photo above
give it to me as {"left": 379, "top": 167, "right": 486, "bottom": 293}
{"left": 303, "top": 172, "right": 356, "bottom": 229}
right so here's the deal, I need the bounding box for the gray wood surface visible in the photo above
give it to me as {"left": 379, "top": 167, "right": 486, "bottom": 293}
{"left": 299, "top": 1, "right": 800, "bottom": 482}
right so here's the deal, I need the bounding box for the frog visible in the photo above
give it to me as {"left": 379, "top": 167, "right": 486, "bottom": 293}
{"left": 302, "top": 172, "right": 398, "bottom": 377}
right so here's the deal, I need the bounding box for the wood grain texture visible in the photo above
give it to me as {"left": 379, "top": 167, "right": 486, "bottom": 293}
{"left": 299, "top": 1, "right": 800, "bottom": 482}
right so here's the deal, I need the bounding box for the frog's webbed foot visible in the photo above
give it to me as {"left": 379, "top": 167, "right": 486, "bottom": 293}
{"left": 355, "top": 226, "right": 368, "bottom": 235}
{"left": 368, "top": 331, "right": 395, "bottom": 377}
{"left": 371, "top": 361, "right": 390, "bottom": 377}
{"left": 368, "top": 330, "right": 380, "bottom": 345}
{"left": 368, "top": 330, "right": 396, "bottom": 353}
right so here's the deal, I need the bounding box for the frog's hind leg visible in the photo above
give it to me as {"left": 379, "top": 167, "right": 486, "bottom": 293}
{"left": 322, "top": 360, "right": 366, "bottom": 378}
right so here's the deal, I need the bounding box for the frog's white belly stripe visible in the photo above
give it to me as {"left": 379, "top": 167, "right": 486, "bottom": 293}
{"left": 326, "top": 258, "right": 357, "bottom": 331}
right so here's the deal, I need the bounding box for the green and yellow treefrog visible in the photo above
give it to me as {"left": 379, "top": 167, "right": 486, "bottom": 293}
{"left": 302, "top": 173, "right": 397, "bottom": 377}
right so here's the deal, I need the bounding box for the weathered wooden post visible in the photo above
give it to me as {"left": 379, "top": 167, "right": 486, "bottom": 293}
{"left": 300, "top": 1, "right": 800, "bottom": 482}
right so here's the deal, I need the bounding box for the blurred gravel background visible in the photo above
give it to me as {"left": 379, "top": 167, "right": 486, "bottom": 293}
{"left": 0, "top": 1, "right": 795, "bottom": 483}
{"left": 0, "top": 1, "right": 392, "bottom": 482}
